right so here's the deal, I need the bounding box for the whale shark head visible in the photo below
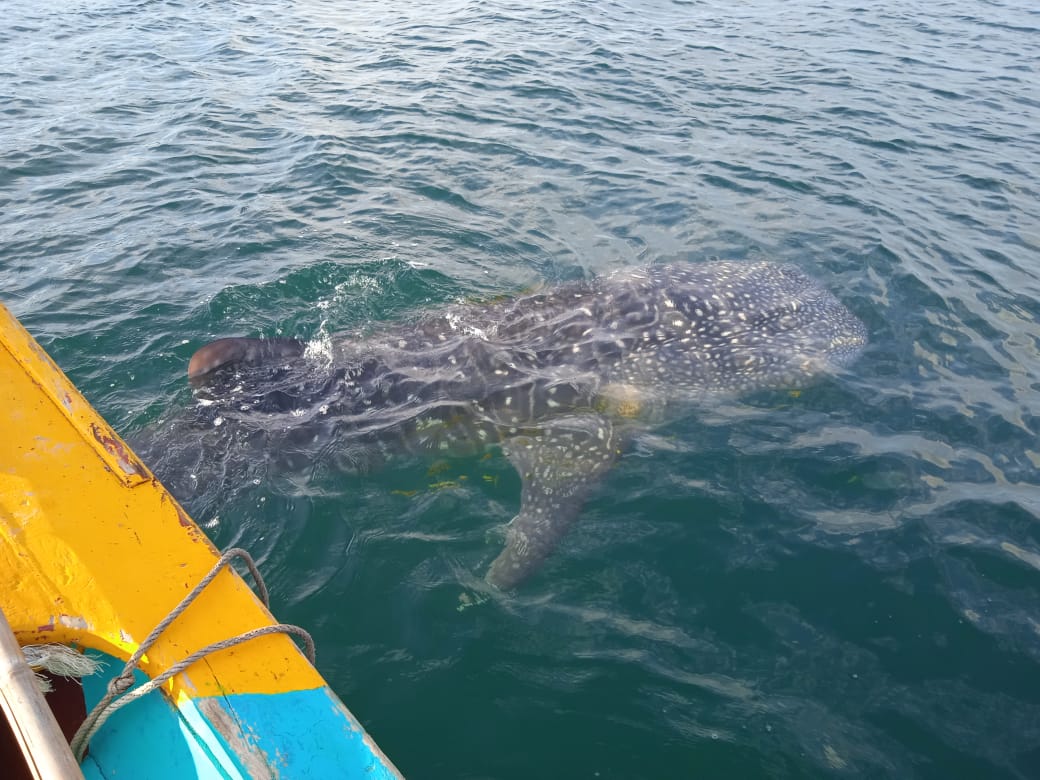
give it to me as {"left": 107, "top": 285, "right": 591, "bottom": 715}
{"left": 598, "top": 261, "right": 867, "bottom": 401}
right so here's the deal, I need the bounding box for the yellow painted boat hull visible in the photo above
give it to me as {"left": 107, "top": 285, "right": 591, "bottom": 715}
{"left": 0, "top": 302, "right": 401, "bottom": 778}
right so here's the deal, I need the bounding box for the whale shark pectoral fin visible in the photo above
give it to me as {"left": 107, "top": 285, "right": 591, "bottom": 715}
{"left": 486, "top": 414, "right": 620, "bottom": 590}
{"left": 188, "top": 337, "right": 307, "bottom": 385}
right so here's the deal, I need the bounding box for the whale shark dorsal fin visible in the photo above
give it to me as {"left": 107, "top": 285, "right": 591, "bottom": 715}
{"left": 188, "top": 337, "right": 306, "bottom": 385}
{"left": 487, "top": 414, "right": 619, "bottom": 589}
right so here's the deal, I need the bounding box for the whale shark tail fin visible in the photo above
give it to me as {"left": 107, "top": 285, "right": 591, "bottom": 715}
{"left": 188, "top": 337, "right": 307, "bottom": 385}
{"left": 486, "top": 413, "right": 620, "bottom": 590}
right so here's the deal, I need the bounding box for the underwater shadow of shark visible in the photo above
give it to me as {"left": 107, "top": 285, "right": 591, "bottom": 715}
{"left": 185, "top": 261, "right": 867, "bottom": 590}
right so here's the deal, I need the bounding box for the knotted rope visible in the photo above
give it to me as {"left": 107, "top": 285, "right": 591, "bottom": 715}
{"left": 70, "top": 547, "right": 315, "bottom": 762}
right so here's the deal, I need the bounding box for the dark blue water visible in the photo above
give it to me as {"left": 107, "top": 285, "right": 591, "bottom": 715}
{"left": 4, "top": 1, "right": 1040, "bottom": 777}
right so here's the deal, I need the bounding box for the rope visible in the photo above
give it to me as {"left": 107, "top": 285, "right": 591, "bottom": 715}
{"left": 69, "top": 547, "right": 315, "bottom": 762}
{"left": 22, "top": 643, "right": 104, "bottom": 694}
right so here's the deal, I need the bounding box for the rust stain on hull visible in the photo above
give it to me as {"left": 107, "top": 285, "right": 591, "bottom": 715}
{"left": 90, "top": 422, "right": 148, "bottom": 480}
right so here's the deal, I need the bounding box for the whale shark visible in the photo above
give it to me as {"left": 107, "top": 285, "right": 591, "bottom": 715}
{"left": 181, "top": 261, "right": 867, "bottom": 589}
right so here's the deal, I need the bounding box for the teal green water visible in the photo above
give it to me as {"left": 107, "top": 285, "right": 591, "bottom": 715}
{"left": 4, "top": 1, "right": 1040, "bottom": 777}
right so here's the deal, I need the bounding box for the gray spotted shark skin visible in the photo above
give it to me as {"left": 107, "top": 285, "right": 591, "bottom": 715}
{"left": 187, "top": 262, "right": 867, "bottom": 590}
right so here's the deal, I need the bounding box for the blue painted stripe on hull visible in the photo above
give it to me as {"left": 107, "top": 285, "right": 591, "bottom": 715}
{"left": 81, "top": 664, "right": 235, "bottom": 779}
{"left": 79, "top": 652, "right": 400, "bottom": 779}
{"left": 214, "top": 688, "right": 400, "bottom": 779}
